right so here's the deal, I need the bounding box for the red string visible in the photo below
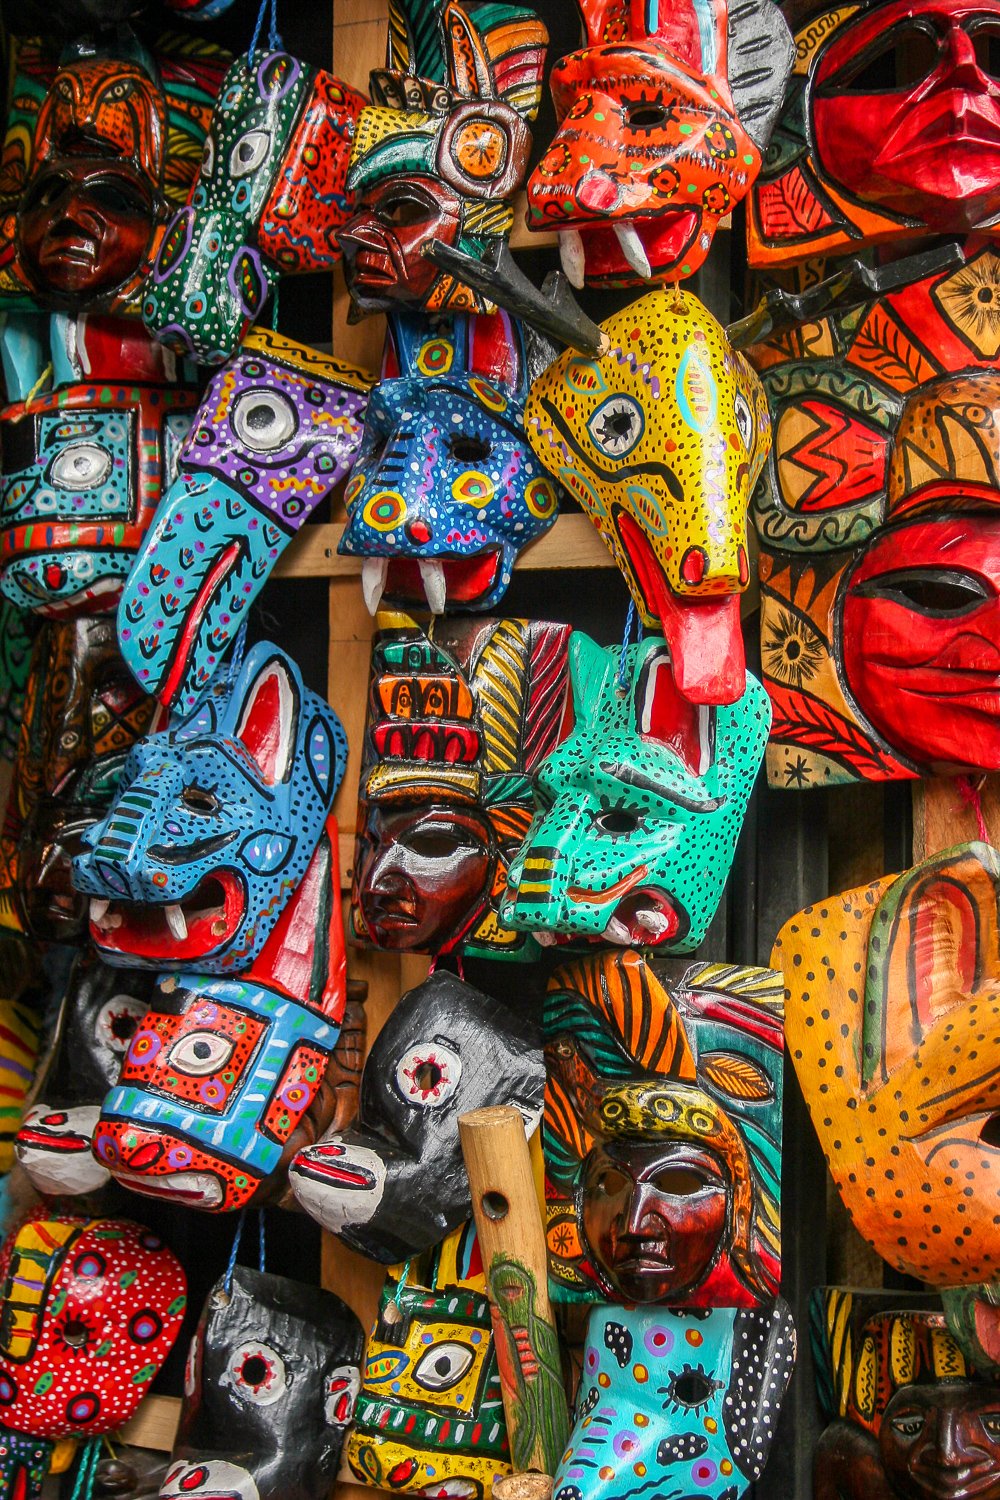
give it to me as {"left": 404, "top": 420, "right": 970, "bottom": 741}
{"left": 957, "top": 774, "right": 990, "bottom": 843}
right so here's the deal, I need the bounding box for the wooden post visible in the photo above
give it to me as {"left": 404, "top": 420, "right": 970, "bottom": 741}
{"left": 458, "top": 1107, "right": 569, "bottom": 1486}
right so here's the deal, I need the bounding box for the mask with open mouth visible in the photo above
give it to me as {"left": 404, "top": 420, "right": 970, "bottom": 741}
{"left": 142, "top": 49, "right": 365, "bottom": 365}
{"left": 526, "top": 0, "right": 792, "bottom": 288}
{"left": 753, "top": 247, "right": 1000, "bottom": 786}
{"left": 543, "top": 949, "right": 783, "bottom": 1309}
{"left": 0, "top": 1213, "right": 186, "bottom": 1500}
{"left": 777, "top": 841, "right": 1000, "bottom": 1287}
{"left": 72, "top": 641, "right": 347, "bottom": 974}
{"left": 338, "top": 0, "right": 547, "bottom": 316}
{"left": 289, "top": 971, "right": 544, "bottom": 1262}
{"left": 554, "top": 1302, "right": 795, "bottom": 1500}
{"left": 499, "top": 632, "right": 770, "bottom": 951}
{"left": 161, "top": 1265, "right": 363, "bottom": 1500}
{"left": 118, "top": 329, "right": 370, "bottom": 713}
{"left": 339, "top": 311, "right": 559, "bottom": 613}
{"left": 812, "top": 1289, "right": 1000, "bottom": 1500}
{"left": 524, "top": 287, "right": 770, "bottom": 705}
{"left": 351, "top": 611, "right": 571, "bottom": 960}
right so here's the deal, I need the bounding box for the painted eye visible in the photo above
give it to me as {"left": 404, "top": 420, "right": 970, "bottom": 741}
{"left": 413, "top": 1342, "right": 475, "bottom": 1391}
{"left": 167, "top": 1031, "right": 235, "bottom": 1077}
{"left": 49, "top": 443, "right": 112, "bottom": 490}
{"left": 201, "top": 135, "right": 216, "bottom": 178}
{"left": 394, "top": 1042, "right": 463, "bottom": 1107}
{"left": 232, "top": 391, "right": 297, "bottom": 452}
{"left": 982, "top": 1412, "right": 1000, "bottom": 1440}
{"left": 230, "top": 129, "right": 272, "bottom": 178}
{"left": 226, "top": 1341, "right": 287, "bottom": 1406}
{"left": 890, "top": 1412, "right": 925, "bottom": 1438}
{"left": 587, "top": 396, "right": 644, "bottom": 458}
{"left": 96, "top": 994, "right": 148, "bottom": 1055}
{"left": 734, "top": 392, "right": 753, "bottom": 449}
{"left": 324, "top": 1364, "right": 360, "bottom": 1425}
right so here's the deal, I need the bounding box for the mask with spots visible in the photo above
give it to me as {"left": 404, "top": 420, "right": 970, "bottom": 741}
{"left": 524, "top": 287, "right": 771, "bottom": 705}
{"left": 161, "top": 1265, "right": 364, "bottom": 1500}
{"left": 526, "top": 0, "right": 793, "bottom": 287}
{"left": 553, "top": 1303, "right": 795, "bottom": 1500}
{"left": 339, "top": 312, "right": 559, "bottom": 615}
{"left": 289, "top": 971, "right": 544, "bottom": 1263}
{"left": 543, "top": 949, "right": 784, "bottom": 1309}
{"left": 499, "top": 631, "right": 770, "bottom": 950}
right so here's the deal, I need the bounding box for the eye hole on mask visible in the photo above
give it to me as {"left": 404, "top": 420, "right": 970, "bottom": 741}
{"left": 167, "top": 1031, "right": 235, "bottom": 1077}
{"left": 889, "top": 1411, "right": 925, "bottom": 1439}
{"left": 49, "top": 443, "right": 113, "bottom": 491}
{"left": 230, "top": 129, "right": 272, "bottom": 178}
{"left": 587, "top": 396, "right": 644, "bottom": 459}
{"left": 232, "top": 391, "right": 297, "bottom": 452}
{"left": 228, "top": 1341, "right": 287, "bottom": 1405}
{"left": 376, "top": 193, "right": 437, "bottom": 227}
{"left": 663, "top": 1365, "right": 723, "bottom": 1413}
{"left": 201, "top": 136, "right": 216, "bottom": 178}
{"left": 852, "top": 567, "right": 991, "bottom": 617}
{"left": 395, "top": 1041, "right": 463, "bottom": 1106}
{"left": 449, "top": 435, "right": 493, "bottom": 463}
{"left": 624, "top": 99, "right": 671, "bottom": 131}
{"left": 96, "top": 994, "right": 147, "bottom": 1055}
{"left": 590, "top": 806, "right": 643, "bottom": 837}
{"left": 973, "top": 23, "right": 1000, "bottom": 78}
{"left": 733, "top": 393, "right": 753, "bottom": 450}
{"left": 594, "top": 1166, "right": 629, "bottom": 1196}
{"left": 413, "top": 1342, "right": 475, "bottom": 1391}
{"left": 181, "top": 785, "right": 220, "bottom": 817}
{"left": 981, "top": 1411, "right": 1000, "bottom": 1440}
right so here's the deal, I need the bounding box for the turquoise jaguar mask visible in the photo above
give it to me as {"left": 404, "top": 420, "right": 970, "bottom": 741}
{"left": 499, "top": 633, "right": 770, "bottom": 949}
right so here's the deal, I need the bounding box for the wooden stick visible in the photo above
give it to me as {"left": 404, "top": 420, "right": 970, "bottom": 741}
{"left": 459, "top": 1106, "right": 569, "bottom": 1480}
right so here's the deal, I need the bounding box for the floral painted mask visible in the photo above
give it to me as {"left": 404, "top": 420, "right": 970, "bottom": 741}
{"left": 119, "top": 330, "right": 370, "bottom": 713}
{"left": 142, "top": 51, "right": 365, "bottom": 365}
{"left": 340, "top": 312, "right": 559, "bottom": 614}
{"left": 526, "top": 0, "right": 793, "bottom": 287}
{"left": 161, "top": 1265, "right": 363, "bottom": 1500}
{"left": 544, "top": 949, "right": 783, "bottom": 1309}
{"left": 525, "top": 288, "right": 770, "bottom": 705}
{"left": 351, "top": 611, "right": 571, "bottom": 960}
{"left": 73, "top": 642, "right": 347, "bottom": 974}
{"left": 553, "top": 1303, "right": 795, "bottom": 1500}
{"left": 339, "top": 0, "right": 547, "bottom": 316}
{"left": 500, "top": 632, "right": 771, "bottom": 950}
{"left": 289, "top": 971, "right": 544, "bottom": 1263}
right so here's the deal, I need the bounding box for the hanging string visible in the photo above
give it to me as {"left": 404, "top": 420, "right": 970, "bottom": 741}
{"left": 70, "top": 1440, "right": 101, "bottom": 1500}
{"left": 249, "top": 0, "right": 282, "bottom": 58}
{"left": 616, "top": 600, "right": 641, "bottom": 694}
{"left": 957, "top": 774, "right": 990, "bottom": 844}
{"left": 271, "top": 281, "right": 281, "bottom": 333}
{"left": 223, "top": 1209, "right": 248, "bottom": 1295}
{"left": 258, "top": 1209, "right": 266, "bottom": 1272}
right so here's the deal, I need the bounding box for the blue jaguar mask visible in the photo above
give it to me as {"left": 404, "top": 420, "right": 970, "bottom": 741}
{"left": 339, "top": 311, "right": 559, "bottom": 614}
{"left": 71, "top": 641, "right": 347, "bottom": 973}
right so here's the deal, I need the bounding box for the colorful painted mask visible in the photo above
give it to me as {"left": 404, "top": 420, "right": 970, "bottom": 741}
{"left": 289, "top": 971, "right": 544, "bottom": 1262}
{"left": 339, "top": 0, "right": 547, "bottom": 316}
{"left": 525, "top": 288, "right": 770, "bottom": 704}
{"left": 352, "top": 611, "right": 571, "bottom": 959}
{"left": 340, "top": 312, "right": 559, "bottom": 614}
{"left": 0, "top": 939, "right": 42, "bottom": 1179}
{"left": 161, "top": 1265, "right": 363, "bottom": 1500}
{"left": 749, "top": 0, "right": 1000, "bottom": 270}
{"left": 500, "top": 632, "right": 771, "bottom": 950}
{"left": 345, "top": 1224, "right": 512, "bottom": 1497}
{"left": 0, "top": 617, "right": 159, "bottom": 943}
{"left": 527, "top": 0, "right": 792, "bottom": 286}
{"left": 142, "top": 51, "right": 366, "bottom": 366}
{"left": 0, "top": 1214, "right": 186, "bottom": 1492}
{"left": 811, "top": 1288, "right": 1000, "bottom": 1500}
{"left": 752, "top": 244, "right": 1000, "bottom": 786}
{"left": 73, "top": 641, "right": 347, "bottom": 974}
{"left": 0, "top": 603, "right": 36, "bottom": 767}
{"left": 0, "top": 35, "right": 227, "bottom": 315}
{"left": 119, "top": 330, "right": 370, "bottom": 712}
{"left": 16, "top": 952, "right": 154, "bottom": 1197}
{"left": 777, "top": 841, "right": 1000, "bottom": 1287}
{"left": 543, "top": 950, "right": 783, "bottom": 1309}
{"left": 92, "top": 811, "right": 351, "bottom": 1211}
{"left": 553, "top": 1302, "right": 795, "bottom": 1500}
{"left": 943, "top": 1282, "right": 1000, "bottom": 1378}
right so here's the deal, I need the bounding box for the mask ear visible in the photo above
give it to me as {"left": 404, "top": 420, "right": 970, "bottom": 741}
{"left": 443, "top": 0, "right": 496, "bottom": 97}
{"left": 725, "top": 1302, "right": 797, "bottom": 1480}
{"left": 383, "top": 312, "right": 456, "bottom": 379}
{"left": 232, "top": 651, "right": 300, "bottom": 785}
{"left": 462, "top": 311, "right": 523, "bottom": 389}
{"left": 727, "top": 0, "right": 795, "bottom": 148}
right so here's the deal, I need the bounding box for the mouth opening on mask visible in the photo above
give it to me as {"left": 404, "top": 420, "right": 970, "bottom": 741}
{"left": 361, "top": 549, "right": 502, "bottom": 615}
{"left": 88, "top": 870, "right": 243, "bottom": 961}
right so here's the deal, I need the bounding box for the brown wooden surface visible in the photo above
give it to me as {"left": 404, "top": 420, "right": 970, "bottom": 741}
{"left": 913, "top": 773, "right": 1000, "bottom": 861}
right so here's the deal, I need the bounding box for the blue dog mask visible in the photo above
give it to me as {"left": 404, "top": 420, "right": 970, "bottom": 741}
{"left": 339, "top": 311, "right": 560, "bottom": 615}
{"left": 72, "top": 641, "right": 347, "bottom": 974}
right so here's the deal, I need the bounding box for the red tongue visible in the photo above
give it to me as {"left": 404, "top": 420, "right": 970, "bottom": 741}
{"left": 655, "top": 589, "right": 745, "bottom": 706}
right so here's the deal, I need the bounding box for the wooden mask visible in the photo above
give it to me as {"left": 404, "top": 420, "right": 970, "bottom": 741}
{"left": 543, "top": 950, "right": 783, "bottom": 1309}
{"left": 352, "top": 611, "right": 571, "bottom": 960}
{"left": 527, "top": 0, "right": 793, "bottom": 286}
{"left": 339, "top": 0, "right": 547, "bottom": 316}
{"left": 749, "top": 0, "right": 1000, "bottom": 270}
{"left": 943, "top": 1281, "right": 1000, "bottom": 1377}
{"left": 73, "top": 643, "right": 347, "bottom": 974}
{"left": 142, "top": 51, "right": 365, "bottom": 365}
{"left": 553, "top": 1302, "right": 795, "bottom": 1500}
{"left": 777, "top": 842, "right": 1000, "bottom": 1287}
{"left": 340, "top": 313, "right": 559, "bottom": 615}
{"left": 752, "top": 241, "right": 1000, "bottom": 786}
{"left": 525, "top": 288, "right": 770, "bottom": 704}
{"left": 161, "top": 1266, "right": 364, "bottom": 1500}
{"left": 119, "top": 330, "right": 370, "bottom": 714}
{"left": 0, "top": 939, "right": 42, "bottom": 1181}
{"left": 288, "top": 971, "right": 544, "bottom": 1263}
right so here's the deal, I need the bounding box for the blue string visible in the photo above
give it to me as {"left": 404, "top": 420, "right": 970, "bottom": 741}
{"left": 70, "top": 1440, "right": 100, "bottom": 1500}
{"left": 617, "top": 600, "right": 638, "bottom": 691}
{"left": 223, "top": 1208, "right": 267, "bottom": 1294}
{"left": 249, "top": 0, "right": 282, "bottom": 57}
{"left": 258, "top": 1210, "right": 266, "bottom": 1272}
